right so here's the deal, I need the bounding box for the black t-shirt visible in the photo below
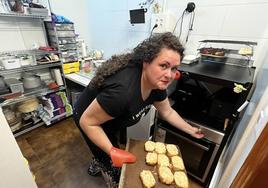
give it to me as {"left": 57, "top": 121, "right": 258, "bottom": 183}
{"left": 74, "top": 63, "right": 167, "bottom": 131}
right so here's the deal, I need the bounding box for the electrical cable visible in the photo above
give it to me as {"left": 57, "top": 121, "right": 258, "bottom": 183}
{"left": 150, "top": 23, "right": 158, "bottom": 37}
{"left": 186, "top": 11, "right": 195, "bottom": 42}
{"left": 172, "top": 10, "right": 185, "bottom": 34}
{"left": 148, "top": 0, "right": 155, "bottom": 8}
{"left": 178, "top": 11, "right": 185, "bottom": 40}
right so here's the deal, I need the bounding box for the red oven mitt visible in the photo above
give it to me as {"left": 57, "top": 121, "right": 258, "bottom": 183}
{"left": 174, "top": 70, "right": 181, "bottom": 80}
{"left": 110, "top": 146, "right": 136, "bottom": 167}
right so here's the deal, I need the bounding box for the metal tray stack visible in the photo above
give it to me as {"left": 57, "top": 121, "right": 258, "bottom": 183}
{"left": 198, "top": 40, "right": 257, "bottom": 67}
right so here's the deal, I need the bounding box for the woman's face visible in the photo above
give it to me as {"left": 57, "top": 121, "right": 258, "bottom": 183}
{"left": 143, "top": 48, "right": 181, "bottom": 90}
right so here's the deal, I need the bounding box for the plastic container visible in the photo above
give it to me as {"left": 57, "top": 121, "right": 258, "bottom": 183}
{"left": 62, "top": 62, "right": 80, "bottom": 69}
{"left": 59, "top": 43, "right": 77, "bottom": 51}
{"left": 28, "top": 8, "right": 48, "bottom": 16}
{"left": 45, "top": 22, "right": 74, "bottom": 31}
{"left": 1, "top": 57, "right": 21, "bottom": 69}
{"left": 63, "top": 67, "right": 79, "bottom": 74}
{"left": 20, "top": 55, "right": 33, "bottom": 66}
{"left": 4, "top": 78, "right": 24, "bottom": 93}
{"left": 55, "top": 23, "right": 74, "bottom": 30}
{"left": 48, "top": 30, "right": 75, "bottom": 37}
{"left": 57, "top": 37, "right": 76, "bottom": 44}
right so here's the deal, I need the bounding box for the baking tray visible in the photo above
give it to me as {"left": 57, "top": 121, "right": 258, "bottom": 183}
{"left": 200, "top": 53, "right": 227, "bottom": 63}
{"left": 119, "top": 139, "right": 188, "bottom": 188}
{"left": 199, "top": 48, "right": 228, "bottom": 63}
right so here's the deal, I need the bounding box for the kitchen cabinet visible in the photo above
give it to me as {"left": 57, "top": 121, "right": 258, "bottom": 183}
{"left": 0, "top": 108, "right": 38, "bottom": 188}
{"left": 0, "top": 1, "right": 72, "bottom": 137}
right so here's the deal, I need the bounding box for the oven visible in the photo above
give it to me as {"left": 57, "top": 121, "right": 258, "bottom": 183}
{"left": 154, "top": 118, "right": 224, "bottom": 184}
{"left": 152, "top": 59, "right": 254, "bottom": 185}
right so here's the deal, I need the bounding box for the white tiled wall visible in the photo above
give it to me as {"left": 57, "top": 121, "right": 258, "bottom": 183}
{"left": 2, "top": 0, "right": 268, "bottom": 68}
{"left": 83, "top": 0, "right": 268, "bottom": 68}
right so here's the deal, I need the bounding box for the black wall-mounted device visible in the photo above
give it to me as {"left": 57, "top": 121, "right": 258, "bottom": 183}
{"left": 129, "top": 8, "right": 146, "bottom": 24}
{"left": 185, "top": 2, "right": 195, "bottom": 13}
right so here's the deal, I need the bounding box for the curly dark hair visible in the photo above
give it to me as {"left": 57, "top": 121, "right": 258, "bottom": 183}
{"left": 90, "top": 32, "right": 184, "bottom": 88}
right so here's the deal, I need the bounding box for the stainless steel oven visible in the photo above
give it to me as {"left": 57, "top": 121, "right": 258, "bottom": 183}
{"left": 153, "top": 118, "right": 224, "bottom": 185}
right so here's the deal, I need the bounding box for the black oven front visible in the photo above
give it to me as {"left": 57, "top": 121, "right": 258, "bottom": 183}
{"left": 154, "top": 119, "right": 224, "bottom": 185}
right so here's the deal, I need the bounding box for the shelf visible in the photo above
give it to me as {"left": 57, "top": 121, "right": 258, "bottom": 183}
{"left": 0, "top": 12, "right": 49, "bottom": 19}
{"left": 0, "top": 61, "right": 61, "bottom": 75}
{"left": 44, "top": 112, "right": 72, "bottom": 126}
{"left": 0, "top": 49, "right": 59, "bottom": 56}
{"left": 199, "top": 40, "right": 257, "bottom": 46}
{"left": 0, "top": 86, "right": 66, "bottom": 107}
{"left": 14, "top": 121, "right": 44, "bottom": 137}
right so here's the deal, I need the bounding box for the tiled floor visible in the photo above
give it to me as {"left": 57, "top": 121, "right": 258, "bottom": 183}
{"left": 16, "top": 117, "right": 203, "bottom": 188}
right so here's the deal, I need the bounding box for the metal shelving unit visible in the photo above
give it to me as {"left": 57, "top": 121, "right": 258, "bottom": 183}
{"left": 0, "top": 2, "right": 73, "bottom": 136}
{"left": 198, "top": 39, "right": 258, "bottom": 67}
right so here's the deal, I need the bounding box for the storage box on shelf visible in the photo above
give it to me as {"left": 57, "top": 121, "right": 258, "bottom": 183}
{"left": 45, "top": 22, "right": 80, "bottom": 74}
{"left": 0, "top": 50, "right": 72, "bottom": 137}
{"left": 62, "top": 61, "right": 80, "bottom": 74}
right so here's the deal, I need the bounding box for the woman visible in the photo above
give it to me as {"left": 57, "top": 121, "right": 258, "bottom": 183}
{"left": 73, "top": 32, "right": 203, "bottom": 187}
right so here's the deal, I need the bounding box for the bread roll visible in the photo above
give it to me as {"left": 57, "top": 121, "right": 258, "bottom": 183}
{"left": 140, "top": 170, "right": 156, "bottom": 188}
{"left": 166, "top": 144, "right": 179, "bottom": 157}
{"left": 146, "top": 152, "right": 157, "bottom": 165}
{"left": 158, "top": 166, "right": 174, "bottom": 185}
{"left": 145, "top": 141, "right": 155, "bottom": 152}
{"left": 174, "top": 171, "right": 189, "bottom": 188}
{"left": 171, "top": 156, "right": 185, "bottom": 171}
{"left": 157, "top": 154, "right": 170, "bottom": 167}
{"left": 155, "top": 142, "right": 166, "bottom": 154}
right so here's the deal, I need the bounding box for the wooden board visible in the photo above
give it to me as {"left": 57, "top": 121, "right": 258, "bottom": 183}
{"left": 119, "top": 139, "right": 187, "bottom": 188}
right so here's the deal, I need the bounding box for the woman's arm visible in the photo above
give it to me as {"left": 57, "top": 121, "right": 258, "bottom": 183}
{"left": 154, "top": 98, "right": 204, "bottom": 138}
{"left": 79, "top": 98, "right": 136, "bottom": 167}
{"left": 80, "top": 98, "right": 114, "bottom": 154}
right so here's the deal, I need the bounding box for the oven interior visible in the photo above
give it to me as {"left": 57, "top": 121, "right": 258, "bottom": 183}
{"left": 169, "top": 78, "right": 240, "bottom": 131}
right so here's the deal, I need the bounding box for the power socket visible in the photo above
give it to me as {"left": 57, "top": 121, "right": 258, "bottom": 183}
{"left": 151, "top": 12, "right": 176, "bottom": 33}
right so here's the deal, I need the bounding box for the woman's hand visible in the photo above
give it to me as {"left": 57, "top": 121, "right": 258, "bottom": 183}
{"left": 190, "top": 127, "right": 204, "bottom": 139}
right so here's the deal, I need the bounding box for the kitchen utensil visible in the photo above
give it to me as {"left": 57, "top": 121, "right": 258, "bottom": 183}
{"left": 3, "top": 107, "right": 16, "bottom": 124}
{"left": 0, "top": 76, "right": 5, "bottom": 88}
{"left": 20, "top": 55, "right": 33, "bottom": 66}
{"left": 10, "top": 120, "right": 22, "bottom": 132}
{"left": 17, "top": 97, "right": 39, "bottom": 113}
{"left": 4, "top": 78, "right": 24, "bottom": 93}
{"left": 22, "top": 74, "right": 41, "bottom": 89}
{"left": 52, "top": 68, "right": 64, "bottom": 86}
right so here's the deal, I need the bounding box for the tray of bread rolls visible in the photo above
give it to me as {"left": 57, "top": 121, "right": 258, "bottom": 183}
{"left": 119, "top": 139, "right": 189, "bottom": 188}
